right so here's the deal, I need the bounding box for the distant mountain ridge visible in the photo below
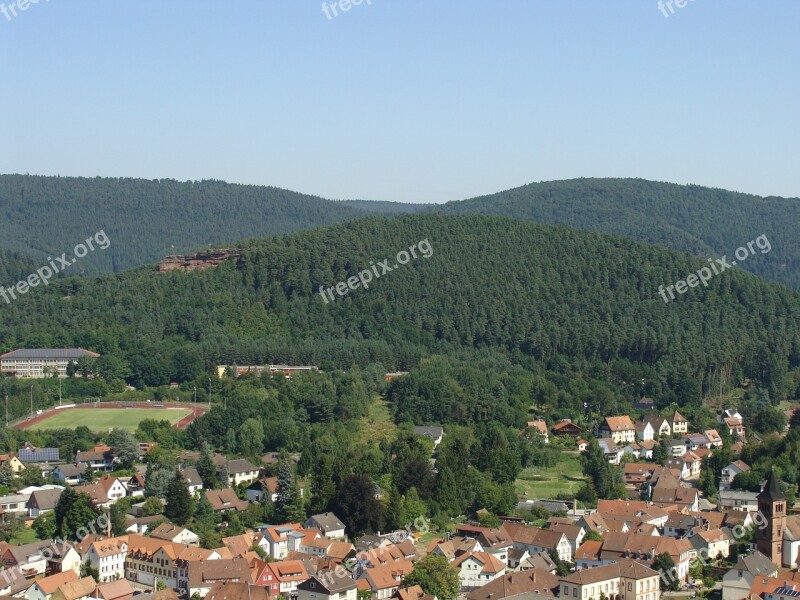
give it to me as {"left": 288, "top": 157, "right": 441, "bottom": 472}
{"left": 432, "top": 178, "right": 800, "bottom": 288}
{"left": 2, "top": 175, "right": 798, "bottom": 287}
{"left": 0, "top": 175, "right": 374, "bottom": 275}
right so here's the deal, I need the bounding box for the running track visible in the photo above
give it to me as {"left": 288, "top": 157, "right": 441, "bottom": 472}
{"left": 14, "top": 401, "right": 208, "bottom": 430}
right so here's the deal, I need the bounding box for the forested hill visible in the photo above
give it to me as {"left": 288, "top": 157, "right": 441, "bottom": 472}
{"left": 0, "top": 248, "right": 38, "bottom": 287}
{"left": 433, "top": 178, "right": 800, "bottom": 289}
{"left": 1, "top": 215, "right": 799, "bottom": 407}
{"left": 0, "top": 175, "right": 373, "bottom": 275}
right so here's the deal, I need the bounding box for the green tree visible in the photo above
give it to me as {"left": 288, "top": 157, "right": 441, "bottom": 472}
{"left": 110, "top": 499, "right": 133, "bottom": 535}
{"left": 404, "top": 554, "right": 460, "bottom": 600}
{"left": 108, "top": 429, "right": 140, "bottom": 470}
{"left": 0, "top": 461, "right": 14, "bottom": 487}
{"left": 143, "top": 496, "right": 164, "bottom": 516}
{"left": 164, "top": 469, "right": 193, "bottom": 525}
{"left": 81, "top": 562, "right": 100, "bottom": 582}
{"left": 34, "top": 512, "right": 57, "bottom": 539}
{"left": 238, "top": 418, "right": 264, "bottom": 457}
{"left": 196, "top": 441, "right": 218, "bottom": 489}
{"left": 583, "top": 530, "right": 603, "bottom": 542}
{"left": 275, "top": 461, "right": 305, "bottom": 523}
{"left": 652, "top": 553, "right": 679, "bottom": 591}
{"left": 331, "top": 473, "right": 384, "bottom": 536}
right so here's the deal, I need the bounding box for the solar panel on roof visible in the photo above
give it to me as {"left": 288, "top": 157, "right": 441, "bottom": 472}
{"left": 19, "top": 448, "right": 60, "bottom": 463}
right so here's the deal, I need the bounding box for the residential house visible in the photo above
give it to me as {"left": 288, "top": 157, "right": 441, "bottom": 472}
{"left": 527, "top": 420, "right": 550, "bottom": 444}
{"left": 681, "top": 451, "right": 703, "bottom": 479}
{"left": 665, "top": 439, "right": 688, "bottom": 458}
{"left": 121, "top": 473, "right": 145, "bottom": 498}
{"left": 26, "top": 487, "right": 64, "bottom": 517}
{"left": 97, "top": 475, "right": 128, "bottom": 504}
{"left": 599, "top": 416, "right": 636, "bottom": 445}
{"left": 180, "top": 468, "right": 203, "bottom": 495}
{"left": 123, "top": 515, "right": 163, "bottom": 536}
{"left": 205, "top": 582, "right": 269, "bottom": 600}
{"left": 724, "top": 417, "right": 746, "bottom": 439}
{"left": 260, "top": 524, "right": 306, "bottom": 560}
{"left": 722, "top": 550, "right": 778, "bottom": 600}
{"left": 24, "top": 570, "right": 78, "bottom": 600}
{"left": 721, "top": 461, "right": 751, "bottom": 491}
{"left": 357, "top": 561, "right": 414, "bottom": 599}
{"left": 466, "top": 568, "right": 559, "bottom": 600}
{"left": 149, "top": 524, "right": 199, "bottom": 547}
{"left": 246, "top": 477, "right": 278, "bottom": 504}
{"left": 635, "top": 420, "right": 655, "bottom": 442}
{"left": 599, "top": 532, "right": 692, "bottom": 584}
{"left": 684, "top": 433, "right": 710, "bottom": 452}
{"left": 83, "top": 536, "right": 128, "bottom": 582}
{"left": 643, "top": 416, "right": 672, "bottom": 439}
{"left": 553, "top": 419, "right": 583, "bottom": 437}
{"left": 412, "top": 426, "right": 444, "bottom": 448}
{"left": 297, "top": 571, "right": 357, "bottom": 600}
{"left": 259, "top": 560, "right": 308, "bottom": 597}
{"left": 52, "top": 464, "right": 87, "bottom": 485}
{"left": 184, "top": 558, "right": 251, "bottom": 599}
{"left": 454, "top": 525, "right": 514, "bottom": 565}
{"left": 203, "top": 488, "right": 250, "bottom": 513}
{"left": 559, "top": 559, "right": 660, "bottom": 600}
{"left": 718, "top": 490, "right": 759, "bottom": 512}
{"left": 173, "top": 546, "right": 224, "bottom": 594}
{"left": 93, "top": 580, "right": 134, "bottom": 600}
{"left": 123, "top": 535, "right": 184, "bottom": 591}
{"left": 50, "top": 577, "right": 96, "bottom": 600}
{"left": 452, "top": 552, "right": 506, "bottom": 592}
{"left": 548, "top": 522, "right": 585, "bottom": 557}
{"left": 306, "top": 513, "right": 347, "bottom": 540}
{"left": 597, "top": 438, "right": 623, "bottom": 465}
{"left": 3, "top": 540, "right": 55, "bottom": 577}
{"left": 261, "top": 452, "right": 301, "bottom": 468}
{"left": 217, "top": 459, "right": 260, "bottom": 488}
{"left": 18, "top": 447, "right": 60, "bottom": 465}
{"left": 691, "top": 528, "right": 730, "bottom": 560}
{"left": 0, "top": 453, "right": 26, "bottom": 474}
{"left": 705, "top": 429, "right": 723, "bottom": 448}
{"left": 670, "top": 411, "right": 689, "bottom": 434}
{"left": 73, "top": 484, "right": 112, "bottom": 510}
{"left": 75, "top": 447, "right": 114, "bottom": 473}
{"left": 502, "top": 523, "right": 572, "bottom": 563}
{"left": 574, "top": 540, "right": 604, "bottom": 570}
{"left": 46, "top": 542, "right": 81, "bottom": 575}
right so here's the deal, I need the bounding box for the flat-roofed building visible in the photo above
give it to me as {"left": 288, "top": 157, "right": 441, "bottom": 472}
{"left": 0, "top": 349, "right": 99, "bottom": 378}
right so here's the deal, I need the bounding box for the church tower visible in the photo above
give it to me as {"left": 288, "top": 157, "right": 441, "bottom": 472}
{"left": 756, "top": 469, "right": 787, "bottom": 566}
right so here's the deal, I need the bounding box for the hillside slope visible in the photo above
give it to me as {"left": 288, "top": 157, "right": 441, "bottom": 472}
{"left": 0, "top": 175, "right": 373, "bottom": 274}
{"left": 433, "top": 178, "right": 800, "bottom": 288}
{"left": 1, "top": 215, "right": 798, "bottom": 405}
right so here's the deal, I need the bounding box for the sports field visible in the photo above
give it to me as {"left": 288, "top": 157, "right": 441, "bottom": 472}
{"left": 27, "top": 407, "right": 193, "bottom": 432}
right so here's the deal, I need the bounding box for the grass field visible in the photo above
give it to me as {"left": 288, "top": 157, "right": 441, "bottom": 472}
{"left": 355, "top": 397, "right": 397, "bottom": 446}
{"left": 515, "top": 451, "right": 586, "bottom": 499}
{"left": 29, "top": 407, "right": 192, "bottom": 432}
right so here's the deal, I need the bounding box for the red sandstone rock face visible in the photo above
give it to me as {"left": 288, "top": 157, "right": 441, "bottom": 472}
{"left": 157, "top": 250, "right": 241, "bottom": 272}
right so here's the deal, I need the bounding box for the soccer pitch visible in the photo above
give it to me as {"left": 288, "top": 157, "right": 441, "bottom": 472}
{"left": 28, "top": 407, "right": 192, "bottom": 432}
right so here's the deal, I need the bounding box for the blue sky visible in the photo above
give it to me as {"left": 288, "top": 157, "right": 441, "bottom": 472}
{"left": 2, "top": 1, "right": 798, "bottom": 203}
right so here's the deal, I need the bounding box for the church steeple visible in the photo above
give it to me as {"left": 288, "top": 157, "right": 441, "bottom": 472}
{"left": 756, "top": 468, "right": 787, "bottom": 566}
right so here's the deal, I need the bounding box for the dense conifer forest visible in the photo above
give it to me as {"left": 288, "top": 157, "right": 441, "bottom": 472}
{"left": 1, "top": 214, "right": 798, "bottom": 420}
